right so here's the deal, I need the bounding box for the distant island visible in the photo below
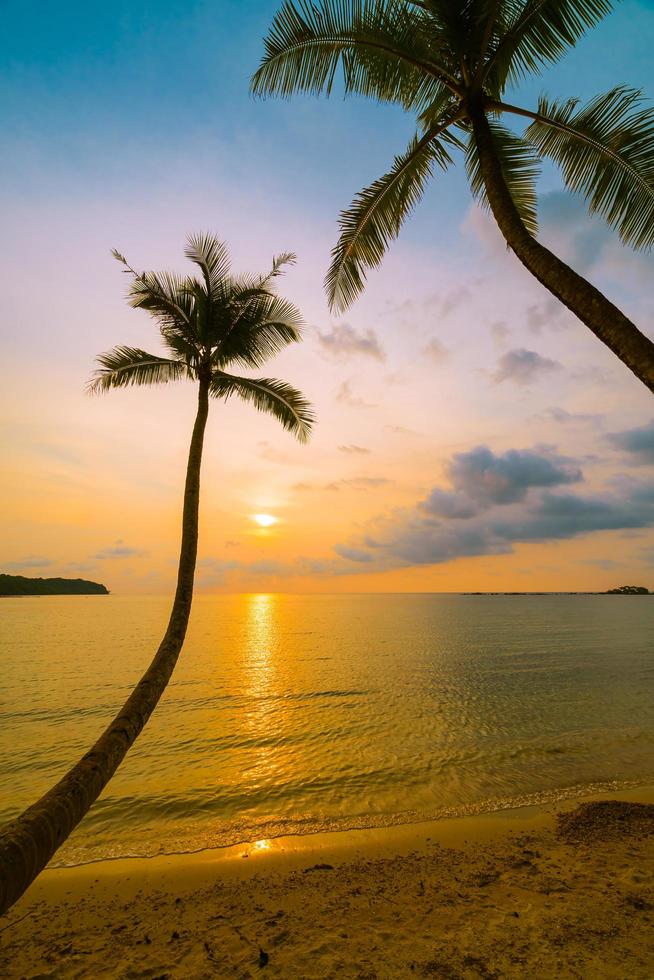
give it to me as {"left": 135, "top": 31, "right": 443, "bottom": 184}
{"left": 463, "top": 586, "right": 651, "bottom": 596}
{"left": 605, "top": 585, "right": 650, "bottom": 595}
{"left": 0, "top": 574, "right": 109, "bottom": 596}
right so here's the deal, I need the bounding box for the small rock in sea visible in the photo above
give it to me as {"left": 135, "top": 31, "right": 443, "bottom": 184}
{"left": 303, "top": 863, "right": 334, "bottom": 873}
{"left": 170, "top": 930, "right": 180, "bottom": 941}
{"left": 259, "top": 947, "right": 269, "bottom": 968}
{"left": 144, "top": 934, "right": 151, "bottom": 945}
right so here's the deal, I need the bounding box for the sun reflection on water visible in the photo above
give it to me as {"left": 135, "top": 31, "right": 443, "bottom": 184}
{"left": 242, "top": 594, "right": 283, "bottom": 790}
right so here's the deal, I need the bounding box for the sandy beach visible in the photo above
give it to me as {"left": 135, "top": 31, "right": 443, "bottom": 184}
{"left": 1, "top": 789, "right": 653, "bottom": 979}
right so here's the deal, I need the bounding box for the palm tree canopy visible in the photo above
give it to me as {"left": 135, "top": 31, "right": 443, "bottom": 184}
{"left": 89, "top": 234, "right": 314, "bottom": 441}
{"left": 252, "top": 0, "right": 654, "bottom": 312}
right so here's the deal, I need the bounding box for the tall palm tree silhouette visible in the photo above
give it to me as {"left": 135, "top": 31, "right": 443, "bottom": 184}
{"left": 0, "top": 233, "right": 314, "bottom": 914}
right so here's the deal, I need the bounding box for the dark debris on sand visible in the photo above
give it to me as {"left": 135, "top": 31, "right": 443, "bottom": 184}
{"left": 557, "top": 800, "right": 654, "bottom": 843}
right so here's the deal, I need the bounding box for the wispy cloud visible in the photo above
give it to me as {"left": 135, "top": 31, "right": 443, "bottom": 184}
{"left": 525, "top": 299, "right": 568, "bottom": 334}
{"left": 334, "top": 544, "right": 374, "bottom": 562}
{"left": 317, "top": 322, "right": 385, "bottom": 361}
{"left": 295, "top": 476, "right": 391, "bottom": 492}
{"left": 93, "top": 541, "right": 146, "bottom": 560}
{"left": 338, "top": 444, "right": 370, "bottom": 455}
{"left": 540, "top": 407, "right": 605, "bottom": 428}
{"left": 608, "top": 420, "right": 654, "bottom": 464}
{"left": 336, "top": 380, "right": 377, "bottom": 408}
{"left": 2, "top": 556, "right": 53, "bottom": 570}
{"left": 422, "top": 337, "right": 450, "bottom": 363}
{"left": 493, "top": 348, "right": 561, "bottom": 386}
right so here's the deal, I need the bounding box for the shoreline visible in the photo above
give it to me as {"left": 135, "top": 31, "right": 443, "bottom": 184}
{"left": 38, "top": 775, "right": 654, "bottom": 871}
{"left": 3, "top": 786, "right": 654, "bottom": 977}
{"left": 37, "top": 781, "right": 654, "bottom": 876}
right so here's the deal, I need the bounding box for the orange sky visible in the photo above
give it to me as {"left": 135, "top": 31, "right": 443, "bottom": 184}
{"left": 2, "top": 2, "right": 654, "bottom": 594}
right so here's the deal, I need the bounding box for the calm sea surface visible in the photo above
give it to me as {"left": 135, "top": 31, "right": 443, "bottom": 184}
{"left": 1, "top": 593, "right": 653, "bottom": 866}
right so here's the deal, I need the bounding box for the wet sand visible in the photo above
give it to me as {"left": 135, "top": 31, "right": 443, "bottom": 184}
{"left": 1, "top": 789, "right": 653, "bottom": 978}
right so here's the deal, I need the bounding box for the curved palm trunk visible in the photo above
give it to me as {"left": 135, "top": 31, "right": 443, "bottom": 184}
{"left": 470, "top": 108, "right": 654, "bottom": 393}
{"left": 0, "top": 377, "right": 210, "bottom": 916}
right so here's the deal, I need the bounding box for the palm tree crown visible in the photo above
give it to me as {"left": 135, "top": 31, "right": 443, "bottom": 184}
{"left": 90, "top": 233, "right": 314, "bottom": 439}
{"left": 252, "top": 1, "right": 654, "bottom": 390}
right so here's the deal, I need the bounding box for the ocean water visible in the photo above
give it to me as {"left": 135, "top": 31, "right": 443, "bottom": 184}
{"left": 1, "top": 593, "right": 653, "bottom": 867}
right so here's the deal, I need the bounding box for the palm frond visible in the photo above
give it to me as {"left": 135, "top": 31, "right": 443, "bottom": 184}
{"left": 112, "top": 250, "right": 197, "bottom": 333}
{"left": 484, "top": 0, "right": 614, "bottom": 91}
{"left": 160, "top": 328, "right": 202, "bottom": 364}
{"left": 264, "top": 251, "right": 297, "bottom": 281}
{"left": 88, "top": 347, "right": 188, "bottom": 394}
{"left": 417, "top": 0, "right": 481, "bottom": 64}
{"left": 252, "top": 0, "right": 460, "bottom": 112}
{"left": 524, "top": 87, "right": 654, "bottom": 249}
{"left": 184, "top": 233, "right": 231, "bottom": 299}
{"left": 326, "top": 122, "right": 462, "bottom": 312}
{"left": 224, "top": 253, "right": 297, "bottom": 307}
{"left": 128, "top": 273, "right": 199, "bottom": 340}
{"left": 210, "top": 372, "right": 314, "bottom": 441}
{"left": 213, "top": 293, "right": 304, "bottom": 369}
{"left": 466, "top": 120, "right": 541, "bottom": 235}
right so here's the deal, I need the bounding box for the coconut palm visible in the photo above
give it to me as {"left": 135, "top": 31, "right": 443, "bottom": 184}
{"left": 252, "top": 0, "right": 654, "bottom": 391}
{"left": 0, "top": 234, "right": 314, "bottom": 915}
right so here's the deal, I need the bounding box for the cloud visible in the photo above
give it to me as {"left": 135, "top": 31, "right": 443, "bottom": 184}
{"left": 494, "top": 490, "right": 654, "bottom": 542}
{"left": 436, "top": 287, "right": 472, "bottom": 319}
{"left": 525, "top": 299, "right": 568, "bottom": 334}
{"left": 608, "top": 420, "right": 654, "bottom": 464}
{"left": 581, "top": 558, "right": 622, "bottom": 571}
{"left": 539, "top": 191, "right": 654, "bottom": 288}
{"left": 3, "top": 556, "right": 53, "bottom": 570}
{"left": 336, "top": 380, "right": 377, "bottom": 408}
{"left": 332, "top": 476, "right": 391, "bottom": 490}
{"left": 490, "top": 320, "right": 510, "bottom": 346}
{"left": 333, "top": 441, "right": 654, "bottom": 571}
{"left": 317, "top": 323, "right": 385, "bottom": 361}
{"left": 196, "top": 557, "right": 241, "bottom": 586}
{"left": 381, "top": 286, "right": 474, "bottom": 330}
{"left": 493, "top": 348, "right": 562, "bottom": 385}
{"left": 257, "top": 440, "right": 292, "bottom": 464}
{"left": 196, "top": 554, "right": 354, "bottom": 584}
{"left": 64, "top": 561, "right": 99, "bottom": 574}
{"left": 385, "top": 424, "right": 419, "bottom": 436}
{"left": 541, "top": 407, "right": 605, "bottom": 428}
{"left": 423, "top": 337, "right": 449, "bottom": 363}
{"left": 421, "top": 489, "right": 478, "bottom": 520}
{"left": 338, "top": 444, "right": 370, "bottom": 455}
{"left": 334, "top": 544, "right": 374, "bottom": 563}
{"left": 94, "top": 542, "right": 146, "bottom": 560}
{"left": 295, "top": 476, "right": 391, "bottom": 492}
{"left": 445, "top": 446, "right": 582, "bottom": 507}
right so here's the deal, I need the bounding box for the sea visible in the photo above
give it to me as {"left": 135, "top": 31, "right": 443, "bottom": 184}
{"left": 1, "top": 593, "right": 653, "bottom": 867}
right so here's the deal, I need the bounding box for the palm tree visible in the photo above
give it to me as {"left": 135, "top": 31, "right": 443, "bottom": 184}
{"left": 252, "top": 0, "right": 654, "bottom": 391}
{"left": 0, "top": 234, "right": 314, "bottom": 915}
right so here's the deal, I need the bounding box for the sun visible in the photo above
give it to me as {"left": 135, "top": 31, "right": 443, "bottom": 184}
{"left": 252, "top": 513, "right": 277, "bottom": 528}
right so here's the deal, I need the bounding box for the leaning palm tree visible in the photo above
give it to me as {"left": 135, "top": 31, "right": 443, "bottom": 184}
{"left": 252, "top": 0, "right": 654, "bottom": 391}
{"left": 0, "top": 234, "right": 313, "bottom": 915}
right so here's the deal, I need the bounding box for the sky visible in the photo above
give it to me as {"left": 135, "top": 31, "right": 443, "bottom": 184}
{"left": 2, "top": 0, "right": 654, "bottom": 594}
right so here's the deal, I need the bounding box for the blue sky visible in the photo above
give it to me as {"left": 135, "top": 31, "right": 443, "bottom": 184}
{"left": 4, "top": 0, "right": 653, "bottom": 214}
{"left": 2, "top": 1, "right": 654, "bottom": 592}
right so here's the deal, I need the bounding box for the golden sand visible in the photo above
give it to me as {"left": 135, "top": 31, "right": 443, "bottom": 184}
{"left": 1, "top": 790, "right": 653, "bottom": 979}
